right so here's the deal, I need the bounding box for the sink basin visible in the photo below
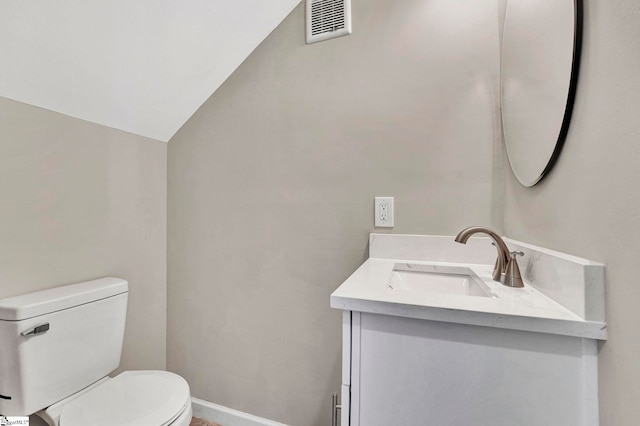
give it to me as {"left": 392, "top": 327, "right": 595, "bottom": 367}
{"left": 387, "top": 263, "right": 496, "bottom": 298}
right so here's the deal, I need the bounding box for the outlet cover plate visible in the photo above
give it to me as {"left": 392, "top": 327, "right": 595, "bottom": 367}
{"left": 374, "top": 197, "right": 394, "bottom": 228}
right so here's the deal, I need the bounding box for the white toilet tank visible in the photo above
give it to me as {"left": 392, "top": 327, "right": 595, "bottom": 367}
{"left": 0, "top": 278, "right": 128, "bottom": 416}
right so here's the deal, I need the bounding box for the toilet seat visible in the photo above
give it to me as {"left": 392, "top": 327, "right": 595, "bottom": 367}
{"left": 59, "top": 371, "right": 190, "bottom": 426}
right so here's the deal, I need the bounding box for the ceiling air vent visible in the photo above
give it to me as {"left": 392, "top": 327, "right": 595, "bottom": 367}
{"left": 306, "top": 0, "right": 352, "bottom": 44}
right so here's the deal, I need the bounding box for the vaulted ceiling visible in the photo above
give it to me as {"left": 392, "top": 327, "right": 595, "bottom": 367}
{"left": 0, "top": 0, "right": 301, "bottom": 142}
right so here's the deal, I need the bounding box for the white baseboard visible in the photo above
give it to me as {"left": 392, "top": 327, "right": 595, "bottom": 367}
{"left": 191, "top": 397, "right": 290, "bottom": 426}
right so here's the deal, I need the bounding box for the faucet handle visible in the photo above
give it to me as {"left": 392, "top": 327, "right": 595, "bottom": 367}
{"left": 504, "top": 251, "right": 525, "bottom": 288}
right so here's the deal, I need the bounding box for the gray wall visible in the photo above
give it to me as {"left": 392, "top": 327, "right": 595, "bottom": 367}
{"left": 503, "top": 0, "right": 640, "bottom": 424}
{"left": 167, "top": 0, "right": 501, "bottom": 424}
{"left": 0, "top": 97, "right": 167, "bottom": 372}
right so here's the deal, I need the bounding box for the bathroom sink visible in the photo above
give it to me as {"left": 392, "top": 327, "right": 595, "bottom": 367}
{"left": 387, "top": 263, "right": 496, "bottom": 298}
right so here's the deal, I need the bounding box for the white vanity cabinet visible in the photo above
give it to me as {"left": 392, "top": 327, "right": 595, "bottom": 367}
{"left": 339, "top": 310, "right": 598, "bottom": 426}
{"left": 332, "top": 234, "right": 606, "bottom": 426}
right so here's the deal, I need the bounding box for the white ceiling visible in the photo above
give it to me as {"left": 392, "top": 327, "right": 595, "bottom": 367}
{"left": 0, "top": 0, "right": 301, "bottom": 142}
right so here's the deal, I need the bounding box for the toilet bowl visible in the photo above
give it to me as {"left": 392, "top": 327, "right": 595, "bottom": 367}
{"left": 0, "top": 278, "right": 192, "bottom": 426}
{"left": 37, "top": 371, "right": 192, "bottom": 426}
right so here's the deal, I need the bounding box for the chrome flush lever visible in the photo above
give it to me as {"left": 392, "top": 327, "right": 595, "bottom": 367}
{"left": 21, "top": 322, "right": 50, "bottom": 337}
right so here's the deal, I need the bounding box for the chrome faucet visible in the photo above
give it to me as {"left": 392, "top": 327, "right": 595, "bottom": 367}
{"left": 454, "top": 226, "right": 524, "bottom": 288}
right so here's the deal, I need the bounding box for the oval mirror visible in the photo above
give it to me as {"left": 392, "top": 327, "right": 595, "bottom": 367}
{"left": 501, "top": 0, "right": 582, "bottom": 187}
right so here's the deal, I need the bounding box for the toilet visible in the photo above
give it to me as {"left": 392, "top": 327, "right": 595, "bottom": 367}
{"left": 0, "top": 277, "right": 192, "bottom": 426}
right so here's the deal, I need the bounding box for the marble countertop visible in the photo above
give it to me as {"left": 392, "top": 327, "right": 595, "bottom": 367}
{"left": 330, "top": 234, "right": 607, "bottom": 340}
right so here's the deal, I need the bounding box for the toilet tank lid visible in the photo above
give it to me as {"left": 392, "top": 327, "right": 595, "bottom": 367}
{"left": 0, "top": 277, "right": 128, "bottom": 321}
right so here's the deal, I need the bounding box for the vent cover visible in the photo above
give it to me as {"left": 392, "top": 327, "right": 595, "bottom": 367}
{"left": 306, "top": 0, "right": 352, "bottom": 44}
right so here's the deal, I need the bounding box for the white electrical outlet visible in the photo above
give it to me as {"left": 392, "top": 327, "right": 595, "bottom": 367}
{"left": 374, "top": 197, "right": 394, "bottom": 227}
